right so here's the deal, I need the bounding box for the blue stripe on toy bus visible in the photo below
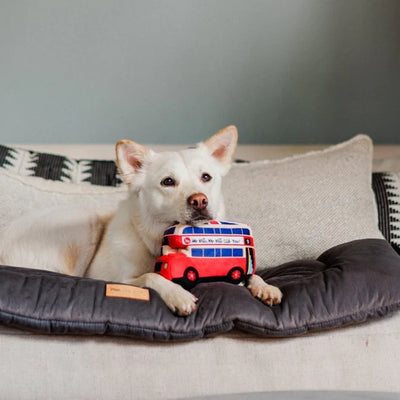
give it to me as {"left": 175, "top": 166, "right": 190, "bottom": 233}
{"left": 190, "top": 248, "right": 244, "bottom": 258}
{"left": 233, "top": 248, "right": 243, "bottom": 257}
{"left": 222, "top": 248, "right": 232, "bottom": 257}
{"left": 204, "top": 248, "right": 214, "bottom": 257}
{"left": 192, "top": 248, "right": 203, "bottom": 257}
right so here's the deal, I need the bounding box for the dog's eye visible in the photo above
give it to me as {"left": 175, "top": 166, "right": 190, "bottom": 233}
{"left": 201, "top": 173, "right": 212, "bottom": 183}
{"left": 161, "top": 177, "right": 176, "bottom": 187}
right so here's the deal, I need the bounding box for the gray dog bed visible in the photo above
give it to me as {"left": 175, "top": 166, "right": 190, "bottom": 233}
{"left": 0, "top": 238, "right": 399, "bottom": 341}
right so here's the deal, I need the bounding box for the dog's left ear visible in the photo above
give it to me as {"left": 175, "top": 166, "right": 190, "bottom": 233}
{"left": 204, "top": 125, "right": 238, "bottom": 171}
{"left": 116, "top": 139, "right": 149, "bottom": 184}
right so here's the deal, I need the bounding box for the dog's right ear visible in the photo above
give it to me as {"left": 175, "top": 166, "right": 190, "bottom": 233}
{"left": 204, "top": 125, "right": 238, "bottom": 174}
{"left": 116, "top": 140, "right": 149, "bottom": 184}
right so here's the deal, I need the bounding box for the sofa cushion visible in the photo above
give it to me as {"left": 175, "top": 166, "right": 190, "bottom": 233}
{"left": 0, "top": 144, "right": 121, "bottom": 186}
{"left": 0, "top": 239, "right": 399, "bottom": 340}
{"left": 223, "top": 134, "right": 383, "bottom": 268}
{"left": 0, "top": 169, "right": 127, "bottom": 234}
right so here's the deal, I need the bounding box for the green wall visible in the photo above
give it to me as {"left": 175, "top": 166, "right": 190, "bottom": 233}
{"left": 1, "top": 0, "right": 399, "bottom": 144}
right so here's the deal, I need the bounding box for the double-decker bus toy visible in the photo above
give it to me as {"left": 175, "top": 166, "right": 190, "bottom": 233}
{"left": 154, "top": 220, "right": 256, "bottom": 289}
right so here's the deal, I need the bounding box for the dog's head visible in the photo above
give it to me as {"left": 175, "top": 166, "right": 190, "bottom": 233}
{"left": 116, "top": 126, "right": 238, "bottom": 227}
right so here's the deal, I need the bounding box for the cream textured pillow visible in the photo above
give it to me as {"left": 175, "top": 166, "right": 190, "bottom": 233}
{"left": 223, "top": 135, "right": 384, "bottom": 269}
{"left": 0, "top": 171, "right": 127, "bottom": 233}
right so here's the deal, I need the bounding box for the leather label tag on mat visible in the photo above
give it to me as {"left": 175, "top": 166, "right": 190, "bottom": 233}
{"left": 106, "top": 284, "right": 150, "bottom": 301}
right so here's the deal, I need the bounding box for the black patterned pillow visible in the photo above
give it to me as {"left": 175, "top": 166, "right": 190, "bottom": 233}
{"left": 0, "top": 144, "right": 122, "bottom": 187}
{"left": 0, "top": 144, "right": 248, "bottom": 188}
{"left": 372, "top": 172, "right": 400, "bottom": 254}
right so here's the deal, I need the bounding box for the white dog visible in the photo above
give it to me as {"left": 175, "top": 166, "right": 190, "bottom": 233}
{"left": 0, "top": 126, "right": 282, "bottom": 316}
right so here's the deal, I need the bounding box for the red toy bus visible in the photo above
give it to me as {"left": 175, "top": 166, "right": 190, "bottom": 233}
{"left": 154, "top": 220, "right": 256, "bottom": 288}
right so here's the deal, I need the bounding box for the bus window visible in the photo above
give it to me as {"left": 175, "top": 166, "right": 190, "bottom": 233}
{"left": 192, "top": 248, "right": 203, "bottom": 257}
{"left": 204, "top": 248, "right": 214, "bottom": 257}
{"left": 232, "top": 228, "right": 242, "bottom": 235}
{"left": 233, "top": 248, "right": 243, "bottom": 257}
{"left": 222, "top": 248, "right": 232, "bottom": 257}
{"left": 215, "top": 248, "right": 221, "bottom": 257}
{"left": 221, "top": 228, "right": 231, "bottom": 234}
{"left": 243, "top": 228, "right": 250, "bottom": 235}
{"left": 183, "top": 227, "right": 194, "bottom": 234}
{"left": 204, "top": 228, "right": 214, "bottom": 234}
{"left": 194, "top": 227, "right": 204, "bottom": 234}
{"left": 214, "top": 228, "right": 221, "bottom": 234}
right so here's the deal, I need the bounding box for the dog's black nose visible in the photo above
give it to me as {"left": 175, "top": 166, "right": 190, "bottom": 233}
{"left": 188, "top": 193, "right": 208, "bottom": 211}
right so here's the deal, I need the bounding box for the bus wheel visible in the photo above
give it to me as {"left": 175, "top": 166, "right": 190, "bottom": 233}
{"left": 184, "top": 267, "right": 198, "bottom": 283}
{"left": 229, "top": 267, "right": 243, "bottom": 284}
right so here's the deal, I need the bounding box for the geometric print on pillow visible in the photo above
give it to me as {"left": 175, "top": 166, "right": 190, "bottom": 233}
{"left": 0, "top": 144, "right": 122, "bottom": 187}
{"left": 0, "top": 144, "right": 248, "bottom": 188}
{"left": 372, "top": 172, "right": 400, "bottom": 255}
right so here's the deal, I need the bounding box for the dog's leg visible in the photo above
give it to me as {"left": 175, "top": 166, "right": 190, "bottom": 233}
{"left": 126, "top": 273, "right": 198, "bottom": 317}
{"left": 247, "top": 274, "right": 282, "bottom": 306}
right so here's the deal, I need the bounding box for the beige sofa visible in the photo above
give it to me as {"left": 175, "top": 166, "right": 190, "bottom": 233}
{"left": 1, "top": 141, "right": 400, "bottom": 399}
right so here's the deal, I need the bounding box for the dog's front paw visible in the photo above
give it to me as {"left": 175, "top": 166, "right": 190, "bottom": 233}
{"left": 126, "top": 273, "right": 198, "bottom": 317}
{"left": 247, "top": 274, "right": 282, "bottom": 306}
{"left": 161, "top": 283, "right": 198, "bottom": 317}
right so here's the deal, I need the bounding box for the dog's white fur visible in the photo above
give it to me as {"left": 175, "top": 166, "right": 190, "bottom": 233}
{"left": 0, "top": 126, "right": 282, "bottom": 315}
